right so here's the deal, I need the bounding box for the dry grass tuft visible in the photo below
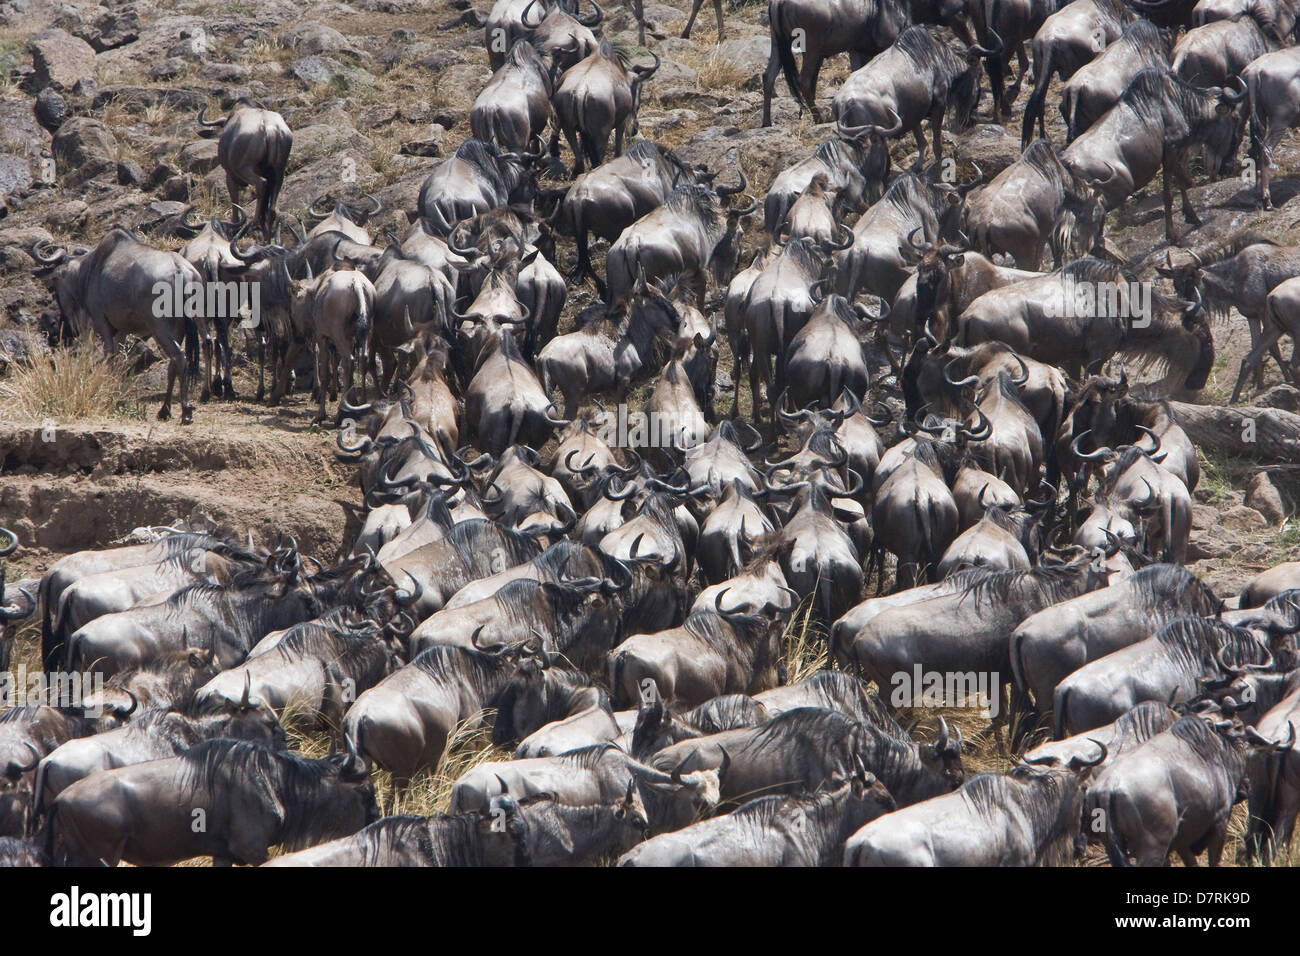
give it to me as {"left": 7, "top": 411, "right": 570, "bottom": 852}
{"left": 0, "top": 343, "right": 145, "bottom": 424}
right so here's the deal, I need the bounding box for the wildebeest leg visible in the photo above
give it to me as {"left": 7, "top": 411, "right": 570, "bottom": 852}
{"left": 799, "top": 56, "right": 825, "bottom": 125}
{"left": 762, "top": 43, "right": 782, "bottom": 128}
{"left": 986, "top": 55, "right": 1006, "bottom": 121}
{"left": 713, "top": 0, "right": 724, "bottom": 41}
{"left": 681, "top": 0, "right": 704, "bottom": 38}
{"left": 313, "top": 343, "right": 329, "bottom": 423}
{"left": 1232, "top": 321, "right": 1285, "bottom": 403}
{"left": 912, "top": 128, "right": 928, "bottom": 171}
{"left": 200, "top": 337, "right": 214, "bottom": 402}
{"left": 1160, "top": 149, "right": 1178, "bottom": 243}
{"left": 929, "top": 104, "right": 945, "bottom": 167}
{"left": 1006, "top": 45, "right": 1028, "bottom": 107}
{"left": 254, "top": 331, "right": 267, "bottom": 402}
{"left": 217, "top": 317, "right": 236, "bottom": 399}
{"left": 157, "top": 336, "right": 182, "bottom": 422}
{"left": 563, "top": 124, "right": 584, "bottom": 174}
{"left": 1205, "top": 814, "right": 1231, "bottom": 866}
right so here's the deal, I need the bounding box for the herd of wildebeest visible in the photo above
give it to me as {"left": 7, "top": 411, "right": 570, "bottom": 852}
{"left": 4, "top": 0, "right": 1300, "bottom": 868}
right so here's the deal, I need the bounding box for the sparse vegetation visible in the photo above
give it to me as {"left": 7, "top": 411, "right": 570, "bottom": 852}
{"left": 0, "top": 343, "right": 145, "bottom": 424}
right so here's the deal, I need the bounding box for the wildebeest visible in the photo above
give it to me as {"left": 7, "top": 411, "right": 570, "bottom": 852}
{"left": 761, "top": 0, "right": 914, "bottom": 126}
{"left": 1060, "top": 68, "right": 1246, "bottom": 242}
{"left": 844, "top": 753, "right": 1105, "bottom": 865}
{"left": 957, "top": 258, "right": 1214, "bottom": 388}
{"left": 962, "top": 138, "right": 1108, "bottom": 269}
{"left": 1242, "top": 45, "right": 1300, "bottom": 208}
{"left": 471, "top": 41, "right": 554, "bottom": 153}
{"left": 45, "top": 738, "right": 378, "bottom": 866}
{"left": 342, "top": 638, "right": 544, "bottom": 783}
{"left": 33, "top": 692, "right": 286, "bottom": 811}
{"left": 1083, "top": 716, "right": 1253, "bottom": 866}
{"left": 32, "top": 230, "right": 205, "bottom": 424}
{"left": 196, "top": 99, "right": 292, "bottom": 239}
{"left": 833, "top": 25, "right": 999, "bottom": 169}
{"left": 617, "top": 773, "right": 896, "bottom": 866}
{"left": 650, "top": 707, "right": 964, "bottom": 806}
{"left": 551, "top": 42, "right": 660, "bottom": 174}
{"left": 1020, "top": 0, "right": 1136, "bottom": 148}
{"left": 1053, "top": 616, "right": 1273, "bottom": 736}
{"left": 1010, "top": 563, "right": 1220, "bottom": 718}
{"left": 607, "top": 598, "right": 786, "bottom": 708}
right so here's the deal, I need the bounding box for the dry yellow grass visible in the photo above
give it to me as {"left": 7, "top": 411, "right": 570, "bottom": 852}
{"left": 0, "top": 344, "right": 145, "bottom": 424}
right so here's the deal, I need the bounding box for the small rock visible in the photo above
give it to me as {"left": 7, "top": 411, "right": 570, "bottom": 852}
{"left": 168, "top": 28, "right": 212, "bottom": 61}
{"left": 74, "top": 7, "right": 140, "bottom": 53}
{"left": 412, "top": 49, "right": 465, "bottom": 72}
{"left": 1220, "top": 504, "right": 1268, "bottom": 532}
{"left": 34, "top": 87, "right": 68, "bottom": 132}
{"left": 27, "top": 28, "right": 97, "bottom": 94}
{"left": 197, "top": 62, "right": 250, "bottom": 83}
{"left": 116, "top": 158, "right": 145, "bottom": 186}
{"left": 150, "top": 57, "right": 187, "bottom": 81}
{"left": 0, "top": 155, "right": 32, "bottom": 198}
{"left": 280, "top": 22, "right": 358, "bottom": 57}
{"left": 954, "top": 123, "right": 1023, "bottom": 181}
{"left": 162, "top": 175, "right": 190, "bottom": 201}
{"left": 290, "top": 55, "right": 372, "bottom": 90}
{"left": 150, "top": 162, "right": 178, "bottom": 187}
{"left": 178, "top": 139, "right": 221, "bottom": 175}
{"left": 1245, "top": 472, "right": 1291, "bottom": 524}
{"left": 1188, "top": 526, "right": 1242, "bottom": 561}
{"left": 51, "top": 117, "right": 119, "bottom": 185}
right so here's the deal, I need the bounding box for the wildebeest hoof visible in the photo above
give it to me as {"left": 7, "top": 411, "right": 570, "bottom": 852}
{"left": 200, "top": 388, "right": 211, "bottom": 403}
{"left": 157, "top": 405, "right": 171, "bottom": 421}
{"left": 181, "top": 405, "right": 194, "bottom": 425}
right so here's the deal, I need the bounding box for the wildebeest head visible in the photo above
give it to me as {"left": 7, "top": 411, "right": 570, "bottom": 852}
{"left": 918, "top": 717, "right": 965, "bottom": 788}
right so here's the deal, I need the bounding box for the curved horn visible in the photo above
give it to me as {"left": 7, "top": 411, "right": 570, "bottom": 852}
{"left": 1071, "top": 430, "right": 1111, "bottom": 462}
{"left": 716, "top": 169, "right": 748, "bottom": 197}
{"left": 30, "top": 240, "right": 67, "bottom": 265}
{"left": 1069, "top": 738, "right": 1109, "bottom": 770}
{"left": 0, "top": 527, "right": 16, "bottom": 558}
{"left": 943, "top": 356, "right": 979, "bottom": 388}
{"left": 196, "top": 105, "right": 227, "bottom": 128}
{"left": 577, "top": 0, "right": 603, "bottom": 25}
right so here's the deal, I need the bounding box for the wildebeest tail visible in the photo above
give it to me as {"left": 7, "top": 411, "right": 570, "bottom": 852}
{"left": 1054, "top": 685, "right": 1070, "bottom": 740}
{"left": 773, "top": 5, "right": 803, "bottom": 108}
{"left": 39, "top": 573, "right": 57, "bottom": 673}
{"left": 1021, "top": 43, "right": 1054, "bottom": 149}
{"left": 184, "top": 314, "right": 201, "bottom": 377}
{"left": 353, "top": 280, "right": 370, "bottom": 368}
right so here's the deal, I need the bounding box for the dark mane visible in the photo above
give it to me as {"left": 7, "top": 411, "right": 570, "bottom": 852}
{"left": 1116, "top": 68, "right": 1168, "bottom": 125}
{"left": 776, "top": 236, "right": 825, "bottom": 277}
{"left": 962, "top": 769, "right": 1075, "bottom": 858}
{"left": 1112, "top": 700, "right": 1178, "bottom": 746}
{"left": 665, "top": 184, "right": 722, "bottom": 224}
{"left": 894, "top": 25, "right": 969, "bottom": 79}
{"left": 1125, "top": 563, "right": 1219, "bottom": 617}
{"left": 683, "top": 694, "right": 768, "bottom": 733}
{"left": 1169, "top": 715, "right": 1243, "bottom": 773}
{"left": 1185, "top": 233, "right": 1278, "bottom": 269}
{"left": 1020, "top": 139, "right": 1066, "bottom": 181}
{"left": 409, "top": 644, "right": 512, "bottom": 703}
{"left": 954, "top": 564, "right": 1086, "bottom": 611}
{"left": 1058, "top": 257, "right": 1130, "bottom": 285}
